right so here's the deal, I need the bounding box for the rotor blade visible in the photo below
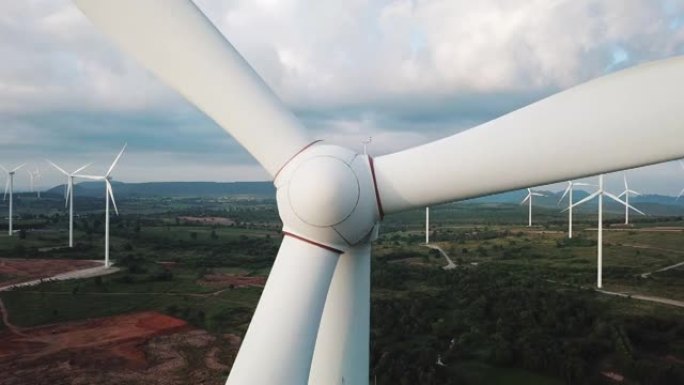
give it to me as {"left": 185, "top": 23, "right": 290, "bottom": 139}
{"left": 65, "top": 181, "right": 72, "bottom": 208}
{"left": 309, "top": 242, "right": 371, "bottom": 385}
{"left": 226, "top": 235, "right": 340, "bottom": 385}
{"left": 563, "top": 190, "right": 601, "bottom": 212}
{"left": 618, "top": 191, "right": 627, "bottom": 198}
{"left": 679, "top": 160, "right": 684, "bottom": 171}
{"left": 106, "top": 144, "right": 127, "bottom": 177}
{"left": 74, "top": 174, "right": 105, "bottom": 181}
{"left": 11, "top": 164, "right": 25, "bottom": 173}
{"left": 678, "top": 187, "right": 684, "bottom": 200}
{"left": 74, "top": 0, "right": 314, "bottom": 177}
{"left": 0, "top": 165, "right": 7, "bottom": 173}
{"left": 532, "top": 192, "right": 545, "bottom": 197}
{"left": 46, "top": 160, "right": 69, "bottom": 176}
{"left": 520, "top": 194, "right": 530, "bottom": 205}
{"left": 3, "top": 179, "right": 8, "bottom": 201}
{"left": 623, "top": 173, "right": 629, "bottom": 190}
{"left": 106, "top": 181, "right": 119, "bottom": 216}
{"left": 573, "top": 182, "right": 596, "bottom": 187}
{"left": 604, "top": 191, "right": 646, "bottom": 215}
{"left": 629, "top": 189, "right": 641, "bottom": 196}
{"left": 558, "top": 184, "right": 571, "bottom": 205}
{"left": 72, "top": 163, "right": 92, "bottom": 175}
{"left": 373, "top": 56, "right": 684, "bottom": 214}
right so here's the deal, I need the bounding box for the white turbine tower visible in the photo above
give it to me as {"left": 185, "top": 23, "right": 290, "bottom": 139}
{"left": 521, "top": 188, "right": 545, "bottom": 227}
{"left": 47, "top": 161, "right": 91, "bottom": 247}
{"left": 567, "top": 175, "right": 643, "bottom": 288}
{"left": 618, "top": 173, "right": 644, "bottom": 225}
{"left": 1, "top": 164, "right": 25, "bottom": 236}
{"left": 425, "top": 207, "right": 430, "bottom": 244}
{"left": 558, "top": 181, "right": 594, "bottom": 238}
{"left": 76, "top": 145, "right": 126, "bottom": 268}
{"left": 73, "top": 1, "right": 684, "bottom": 384}
{"left": 27, "top": 167, "right": 42, "bottom": 198}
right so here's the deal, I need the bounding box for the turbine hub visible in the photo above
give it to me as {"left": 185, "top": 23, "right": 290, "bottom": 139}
{"left": 275, "top": 143, "right": 381, "bottom": 252}
{"left": 288, "top": 156, "right": 359, "bottom": 227}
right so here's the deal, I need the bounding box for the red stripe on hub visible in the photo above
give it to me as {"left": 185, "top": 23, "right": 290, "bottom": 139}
{"left": 282, "top": 231, "right": 344, "bottom": 254}
{"left": 368, "top": 157, "right": 385, "bottom": 219}
{"left": 273, "top": 140, "right": 323, "bottom": 181}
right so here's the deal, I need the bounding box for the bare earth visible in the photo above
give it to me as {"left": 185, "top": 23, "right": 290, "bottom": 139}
{"left": 0, "top": 259, "right": 101, "bottom": 287}
{"left": 0, "top": 311, "right": 241, "bottom": 385}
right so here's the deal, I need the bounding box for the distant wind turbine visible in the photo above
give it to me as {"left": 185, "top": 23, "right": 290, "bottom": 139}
{"left": 47, "top": 161, "right": 91, "bottom": 248}
{"left": 26, "top": 167, "right": 42, "bottom": 198}
{"left": 618, "top": 173, "right": 644, "bottom": 225}
{"left": 76, "top": 144, "right": 126, "bottom": 267}
{"left": 558, "top": 181, "right": 594, "bottom": 238}
{"left": 566, "top": 175, "right": 642, "bottom": 288}
{"left": 521, "top": 188, "right": 545, "bottom": 227}
{"left": 1, "top": 164, "right": 25, "bottom": 236}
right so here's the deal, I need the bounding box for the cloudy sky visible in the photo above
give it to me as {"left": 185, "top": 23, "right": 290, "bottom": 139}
{"left": 1, "top": 0, "right": 683, "bottom": 195}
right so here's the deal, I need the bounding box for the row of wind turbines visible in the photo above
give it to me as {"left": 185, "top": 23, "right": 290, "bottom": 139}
{"left": 1, "top": 144, "right": 127, "bottom": 268}
{"left": 423, "top": 171, "right": 656, "bottom": 289}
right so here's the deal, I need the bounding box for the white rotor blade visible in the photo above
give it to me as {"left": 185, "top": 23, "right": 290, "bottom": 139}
{"left": 604, "top": 191, "right": 646, "bottom": 215}
{"left": 629, "top": 189, "right": 641, "bottom": 196}
{"left": 226, "top": 235, "right": 340, "bottom": 385}
{"left": 309, "top": 242, "right": 371, "bottom": 385}
{"left": 65, "top": 181, "right": 72, "bottom": 208}
{"left": 520, "top": 194, "right": 530, "bottom": 205}
{"left": 106, "top": 181, "right": 119, "bottom": 216}
{"left": 573, "top": 182, "right": 596, "bottom": 187}
{"left": 563, "top": 190, "right": 601, "bottom": 212}
{"left": 374, "top": 56, "right": 684, "bottom": 213}
{"left": 73, "top": 163, "right": 92, "bottom": 175}
{"left": 678, "top": 187, "right": 684, "bottom": 200}
{"left": 558, "top": 183, "right": 571, "bottom": 205}
{"left": 532, "top": 192, "right": 545, "bottom": 197}
{"left": 106, "top": 144, "right": 127, "bottom": 177}
{"left": 623, "top": 174, "right": 629, "bottom": 191}
{"left": 3, "top": 179, "right": 8, "bottom": 201}
{"left": 74, "top": 174, "right": 105, "bottom": 181}
{"left": 74, "top": 0, "right": 314, "bottom": 177}
{"left": 0, "top": 165, "right": 7, "bottom": 173}
{"left": 679, "top": 160, "right": 684, "bottom": 171}
{"left": 11, "top": 164, "right": 25, "bottom": 173}
{"left": 47, "top": 160, "right": 69, "bottom": 176}
{"left": 618, "top": 191, "right": 627, "bottom": 198}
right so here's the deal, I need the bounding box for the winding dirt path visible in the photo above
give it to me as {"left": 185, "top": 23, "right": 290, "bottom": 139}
{"left": 423, "top": 244, "right": 457, "bottom": 270}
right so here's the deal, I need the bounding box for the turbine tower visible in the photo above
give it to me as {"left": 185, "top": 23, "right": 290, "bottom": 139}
{"left": 618, "top": 173, "right": 643, "bottom": 225}
{"left": 76, "top": 145, "right": 126, "bottom": 268}
{"left": 73, "top": 1, "right": 684, "bottom": 383}
{"left": 567, "top": 175, "right": 643, "bottom": 288}
{"left": 1, "top": 164, "right": 25, "bottom": 236}
{"left": 558, "top": 181, "right": 594, "bottom": 238}
{"left": 47, "top": 161, "right": 91, "bottom": 247}
{"left": 425, "top": 207, "right": 430, "bottom": 244}
{"left": 521, "top": 188, "right": 545, "bottom": 227}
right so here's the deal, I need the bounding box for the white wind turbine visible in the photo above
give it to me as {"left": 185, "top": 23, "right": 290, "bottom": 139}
{"left": 521, "top": 188, "right": 545, "bottom": 227}
{"left": 558, "top": 181, "right": 594, "bottom": 238}
{"left": 73, "top": 1, "right": 684, "bottom": 384}
{"left": 618, "top": 173, "right": 644, "bottom": 225}
{"left": 47, "top": 161, "right": 91, "bottom": 247}
{"left": 75, "top": 145, "right": 126, "bottom": 268}
{"left": 566, "top": 175, "right": 643, "bottom": 288}
{"left": 1, "top": 164, "right": 25, "bottom": 236}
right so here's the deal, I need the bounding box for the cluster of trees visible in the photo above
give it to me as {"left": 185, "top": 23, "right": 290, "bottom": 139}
{"left": 370, "top": 262, "right": 684, "bottom": 385}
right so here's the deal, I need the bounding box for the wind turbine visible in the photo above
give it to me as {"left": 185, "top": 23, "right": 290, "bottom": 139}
{"left": 558, "top": 181, "right": 594, "bottom": 238}
{"left": 1, "top": 164, "right": 25, "bottom": 236}
{"left": 521, "top": 188, "right": 545, "bottom": 227}
{"left": 618, "top": 173, "right": 644, "bottom": 225}
{"left": 73, "top": 1, "right": 684, "bottom": 384}
{"left": 75, "top": 145, "right": 126, "bottom": 268}
{"left": 26, "top": 167, "right": 42, "bottom": 198}
{"left": 566, "top": 175, "right": 643, "bottom": 288}
{"left": 47, "top": 161, "right": 91, "bottom": 247}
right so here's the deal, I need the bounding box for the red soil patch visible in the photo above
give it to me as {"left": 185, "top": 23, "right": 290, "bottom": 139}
{"left": 0, "top": 312, "right": 245, "bottom": 385}
{"left": 178, "top": 216, "right": 236, "bottom": 226}
{"left": 199, "top": 273, "right": 266, "bottom": 289}
{"left": 0, "top": 258, "right": 101, "bottom": 287}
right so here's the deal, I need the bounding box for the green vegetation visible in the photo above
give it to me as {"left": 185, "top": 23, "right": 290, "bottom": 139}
{"left": 1, "top": 192, "right": 683, "bottom": 384}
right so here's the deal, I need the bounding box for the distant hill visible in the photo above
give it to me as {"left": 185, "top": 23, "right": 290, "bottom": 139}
{"left": 45, "top": 181, "right": 275, "bottom": 198}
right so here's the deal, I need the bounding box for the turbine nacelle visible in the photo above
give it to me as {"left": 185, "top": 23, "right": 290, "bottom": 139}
{"left": 275, "top": 144, "right": 381, "bottom": 252}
